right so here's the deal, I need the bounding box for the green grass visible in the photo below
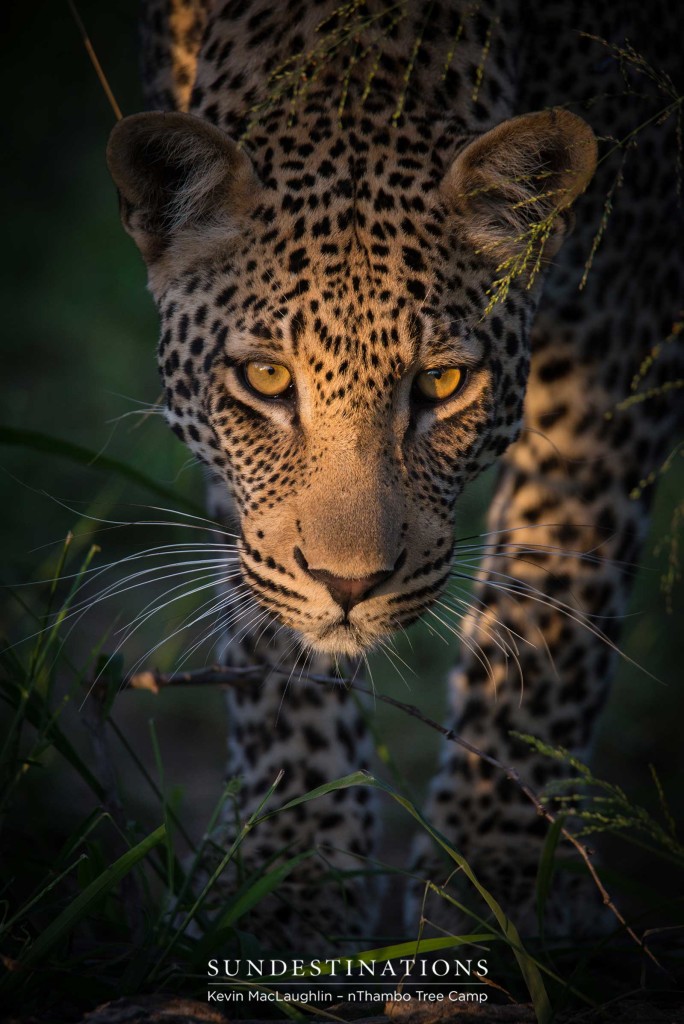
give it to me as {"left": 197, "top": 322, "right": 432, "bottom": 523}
{"left": 1, "top": 511, "right": 683, "bottom": 1020}
{"left": 0, "top": 545, "right": 550, "bottom": 1018}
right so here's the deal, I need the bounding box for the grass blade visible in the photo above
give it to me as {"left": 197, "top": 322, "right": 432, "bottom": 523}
{"left": 0, "top": 426, "right": 204, "bottom": 516}
{"left": 367, "top": 773, "right": 552, "bottom": 1024}
{"left": 12, "top": 824, "right": 165, "bottom": 973}
{"left": 270, "top": 772, "right": 552, "bottom": 1024}
{"left": 536, "top": 814, "right": 565, "bottom": 936}
{"left": 213, "top": 850, "right": 315, "bottom": 932}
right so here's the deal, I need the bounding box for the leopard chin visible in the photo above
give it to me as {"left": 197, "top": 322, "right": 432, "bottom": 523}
{"left": 304, "top": 621, "right": 375, "bottom": 659}
{"left": 251, "top": 598, "right": 394, "bottom": 658}
{"left": 253, "top": 583, "right": 441, "bottom": 659}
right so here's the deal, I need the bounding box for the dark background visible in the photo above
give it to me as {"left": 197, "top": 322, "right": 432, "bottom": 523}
{"left": 1, "top": 0, "right": 683, "bottom": 911}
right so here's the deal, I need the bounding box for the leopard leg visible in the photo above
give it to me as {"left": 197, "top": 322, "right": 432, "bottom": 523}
{"left": 135, "top": 2, "right": 381, "bottom": 956}
{"left": 409, "top": 0, "right": 684, "bottom": 939}
{"left": 195, "top": 478, "right": 381, "bottom": 951}
{"left": 412, "top": 291, "right": 682, "bottom": 936}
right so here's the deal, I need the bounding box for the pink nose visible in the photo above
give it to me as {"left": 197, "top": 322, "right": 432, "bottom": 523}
{"left": 307, "top": 566, "right": 395, "bottom": 613}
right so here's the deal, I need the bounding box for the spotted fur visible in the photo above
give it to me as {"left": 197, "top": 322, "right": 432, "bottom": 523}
{"left": 108, "top": 0, "right": 683, "bottom": 945}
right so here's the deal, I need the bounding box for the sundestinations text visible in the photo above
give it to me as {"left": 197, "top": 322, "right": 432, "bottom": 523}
{"left": 207, "top": 958, "right": 489, "bottom": 978}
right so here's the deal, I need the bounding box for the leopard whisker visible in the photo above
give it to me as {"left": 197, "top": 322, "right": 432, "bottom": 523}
{"left": 71, "top": 558, "right": 238, "bottom": 619}
{"left": 443, "top": 585, "right": 532, "bottom": 650}
{"left": 274, "top": 633, "right": 313, "bottom": 722}
{"left": 18, "top": 540, "right": 240, "bottom": 588}
{"left": 174, "top": 600, "right": 270, "bottom": 673}
{"left": 232, "top": 605, "right": 274, "bottom": 649}
{"left": 376, "top": 636, "right": 413, "bottom": 692}
{"left": 262, "top": 616, "right": 298, "bottom": 666}
{"left": 446, "top": 577, "right": 569, "bottom": 704}
{"left": 454, "top": 541, "right": 638, "bottom": 578}
{"left": 295, "top": 642, "right": 315, "bottom": 687}
{"left": 362, "top": 651, "right": 377, "bottom": 705}
{"left": 435, "top": 594, "right": 524, "bottom": 664}
{"left": 449, "top": 567, "right": 658, "bottom": 682}
{"left": 117, "top": 580, "right": 251, "bottom": 674}
{"left": 123, "top": 503, "right": 241, "bottom": 537}
{"left": 122, "top": 581, "right": 254, "bottom": 683}
{"left": 434, "top": 595, "right": 526, "bottom": 696}
{"left": 4, "top": 557, "right": 240, "bottom": 660}
{"left": 390, "top": 616, "right": 415, "bottom": 652}
{"left": 58, "top": 565, "right": 238, "bottom": 650}
{"left": 452, "top": 555, "right": 626, "bottom": 623}
{"left": 34, "top": 494, "right": 240, "bottom": 546}
{"left": 105, "top": 407, "right": 166, "bottom": 425}
{"left": 453, "top": 523, "right": 646, "bottom": 572}
{"left": 424, "top": 605, "right": 501, "bottom": 692}
{"left": 119, "top": 568, "right": 245, "bottom": 635}
{"left": 284, "top": 633, "right": 312, "bottom": 688}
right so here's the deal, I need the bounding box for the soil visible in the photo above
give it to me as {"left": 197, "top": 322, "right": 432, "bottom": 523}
{"left": 67, "top": 993, "right": 684, "bottom": 1024}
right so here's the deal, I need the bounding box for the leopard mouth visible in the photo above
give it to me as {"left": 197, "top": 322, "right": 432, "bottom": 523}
{"left": 237, "top": 537, "right": 453, "bottom": 656}
{"left": 306, "top": 617, "right": 380, "bottom": 657}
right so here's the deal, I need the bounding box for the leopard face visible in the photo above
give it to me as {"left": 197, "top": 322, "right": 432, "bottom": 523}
{"left": 108, "top": 108, "right": 596, "bottom": 656}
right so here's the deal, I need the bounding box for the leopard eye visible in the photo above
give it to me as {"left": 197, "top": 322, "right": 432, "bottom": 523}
{"left": 243, "top": 360, "right": 293, "bottom": 398}
{"left": 414, "top": 367, "right": 465, "bottom": 402}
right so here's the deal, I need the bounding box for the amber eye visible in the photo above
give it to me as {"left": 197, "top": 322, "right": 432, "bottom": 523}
{"left": 243, "top": 361, "right": 293, "bottom": 398}
{"left": 414, "top": 367, "right": 465, "bottom": 402}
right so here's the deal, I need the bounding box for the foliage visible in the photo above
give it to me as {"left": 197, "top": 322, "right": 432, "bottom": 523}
{"left": 238, "top": 0, "right": 497, "bottom": 135}
{"left": 512, "top": 732, "right": 684, "bottom": 867}
{"left": 0, "top": 541, "right": 557, "bottom": 1020}
{"left": 605, "top": 314, "right": 684, "bottom": 611}
{"left": 481, "top": 207, "right": 559, "bottom": 316}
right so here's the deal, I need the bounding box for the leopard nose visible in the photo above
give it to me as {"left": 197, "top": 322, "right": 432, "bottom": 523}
{"left": 294, "top": 547, "right": 401, "bottom": 613}
{"left": 308, "top": 567, "right": 394, "bottom": 613}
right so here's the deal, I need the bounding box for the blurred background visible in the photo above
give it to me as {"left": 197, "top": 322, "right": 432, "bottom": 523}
{"left": 1, "top": 0, "right": 683, "bottom": 928}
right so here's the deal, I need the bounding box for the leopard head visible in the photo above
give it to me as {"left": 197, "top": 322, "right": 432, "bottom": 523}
{"left": 107, "top": 108, "right": 595, "bottom": 656}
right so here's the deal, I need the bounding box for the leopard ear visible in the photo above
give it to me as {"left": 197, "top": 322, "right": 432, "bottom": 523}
{"left": 443, "top": 109, "right": 597, "bottom": 261}
{"left": 107, "top": 111, "right": 258, "bottom": 264}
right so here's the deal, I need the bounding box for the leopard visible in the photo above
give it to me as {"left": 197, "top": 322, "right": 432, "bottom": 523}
{"left": 107, "top": 0, "right": 683, "bottom": 950}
